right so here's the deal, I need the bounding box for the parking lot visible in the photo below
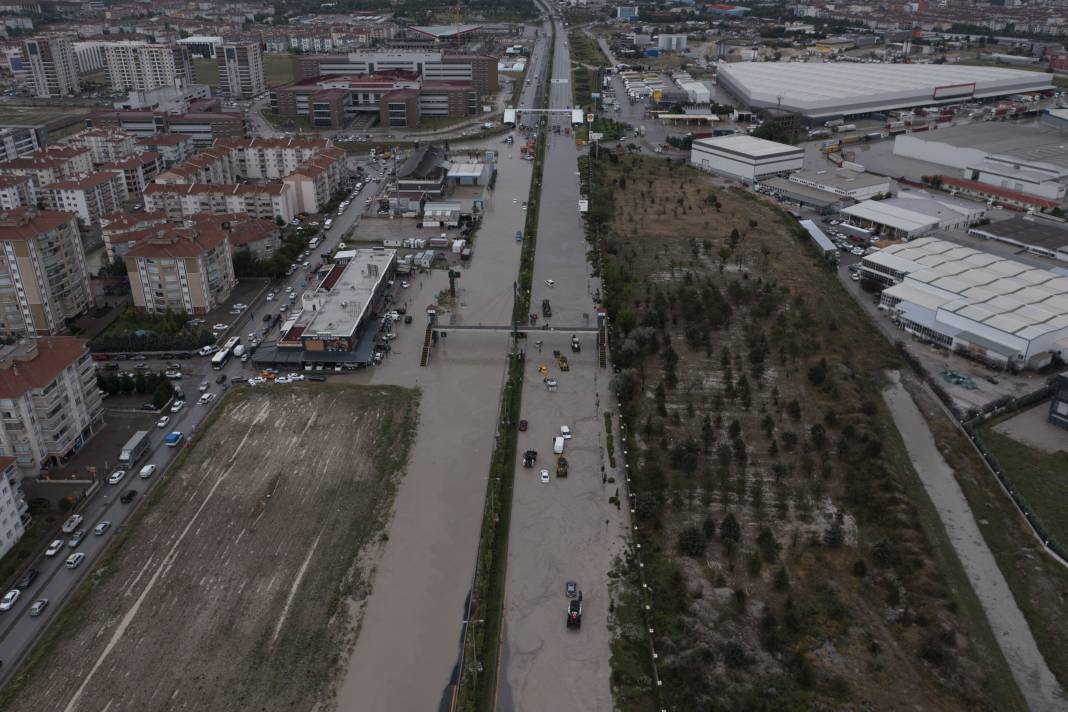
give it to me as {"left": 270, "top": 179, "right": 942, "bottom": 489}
{"left": 0, "top": 384, "right": 417, "bottom": 712}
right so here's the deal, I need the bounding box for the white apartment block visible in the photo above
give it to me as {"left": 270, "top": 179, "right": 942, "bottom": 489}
{"left": 0, "top": 457, "right": 28, "bottom": 560}
{"left": 63, "top": 128, "right": 140, "bottom": 165}
{"left": 104, "top": 41, "right": 193, "bottom": 92}
{"left": 0, "top": 126, "right": 45, "bottom": 163}
{"left": 143, "top": 182, "right": 296, "bottom": 223}
{"left": 72, "top": 40, "right": 107, "bottom": 74}
{"left": 39, "top": 172, "right": 126, "bottom": 228}
{"left": 217, "top": 42, "right": 265, "bottom": 99}
{"left": 23, "top": 35, "right": 81, "bottom": 98}
{"left": 0, "top": 175, "right": 36, "bottom": 211}
{"left": 0, "top": 337, "right": 104, "bottom": 476}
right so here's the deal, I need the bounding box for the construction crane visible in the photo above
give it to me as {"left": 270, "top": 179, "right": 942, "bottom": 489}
{"left": 454, "top": 1, "right": 462, "bottom": 49}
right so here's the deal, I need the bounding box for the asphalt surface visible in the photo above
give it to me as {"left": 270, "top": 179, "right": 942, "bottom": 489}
{"left": 0, "top": 159, "right": 383, "bottom": 687}
{"left": 496, "top": 8, "right": 628, "bottom": 712}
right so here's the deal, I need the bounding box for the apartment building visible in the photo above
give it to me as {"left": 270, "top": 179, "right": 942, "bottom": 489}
{"left": 100, "top": 210, "right": 168, "bottom": 260}
{"left": 62, "top": 128, "right": 139, "bottom": 165}
{"left": 0, "top": 336, "right": 104, "bottom": 475}
{"left": 143, "top": 181, "right": 295, "bottom": 223}
{"left": 217, "top": 41, "right": 265, "bottom": 99}
{"left": 283, "top": 151, "right": 347, "bottom": 214}
{"left": 23, "top": 35, "right": 81, "bottom": 98}
{"left": 39, "top": 171, "right": 126, "bottom": 228}
{"left": 144, "top": 137, "right": 345, "bottom": 216}
{"left": 0, "top": 125, "right": 47, "bottom": 162}
{"left": 0, "top": 145, "right": 93, "bottom": 189}
{"left": 136, "top": 133, "right": 195, "bottom": 166}
{"left": 98, "top": 151, "right": 163, "bottom": 200}
{"left": 0, "top": 208, "right": 93, "bottom": 337}
{"left": 104, "top": 41, "right": 194, "bottom": 92}
{"left": 0, "top": 457, "right": 28, "bottom": 560}
{"left": 0, "top": 175, "right": 36, "bottom": 211}
{"left": 125, "top": 223, "right": 236, "bottom": 315}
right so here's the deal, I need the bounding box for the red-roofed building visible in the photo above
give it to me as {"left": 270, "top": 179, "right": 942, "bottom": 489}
{"left": 100, "top": 210, "right": 169, "bottom": 261}
{"left": 269, "top": 72, "right": 476, "bottom": 129}
{"left": 938, "top": 175, "right": 1061, "bottom": 211}
{"left": 0, "top": 208, "right": 93, "bottom": 336}
{"left": 124, "top": 220, "right": 236, "bottom": 315}
{"left": 0, "top": 174, "right": 35, "bottom": 212}
{"left": 0, "top": 336, "right": 104, "bottom": 475}
{"left": 39, "top": 171, "right": 126, "bottom": 228}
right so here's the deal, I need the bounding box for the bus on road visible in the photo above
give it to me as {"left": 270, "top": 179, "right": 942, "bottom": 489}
{"left": 211, "top": 337, "right": 240, "bottom": 370}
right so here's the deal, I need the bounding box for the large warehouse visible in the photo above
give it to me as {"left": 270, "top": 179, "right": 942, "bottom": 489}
{"left": 717, "top": 63, "right": 1054, "bottom": 121}
{"left": 863, "top": 237, "right": 1068, "bottom": 370}
{"left": 689, "top": 135, "right": 803, "bottom": 181}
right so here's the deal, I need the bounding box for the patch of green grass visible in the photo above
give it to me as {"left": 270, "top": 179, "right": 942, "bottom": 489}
{"left": 880, "top": 382, "right": 1027, "bottom": 711}
{"left": 0, "top": 515, "right": 57, "bottom": 589}
{"left": 260, "top": 108, "right": 312, "bottom": 130}
{"left": 977, "top": 426, "right": 1068, "bottom": 558}
{"left": 194, "top": 54, "right": 293, "bottom": 88}
{"left": 604, "top": 411, "right": 617, "bottom": 468}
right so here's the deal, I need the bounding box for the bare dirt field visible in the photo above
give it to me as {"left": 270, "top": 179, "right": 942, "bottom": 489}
{"left": 0, "top": 383, "right": 417, "bottom": 712}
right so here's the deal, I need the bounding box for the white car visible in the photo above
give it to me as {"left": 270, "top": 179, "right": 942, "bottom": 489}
{"left": 156, "top": 415, "right": 170, "bottom": 428}
{"left": 45, "top": 539, "right": 64, "bottom": 557}
{"left": 400, "top": 281, "right": 409, "bottom": 289}
{"left": 198, "top": 393, "right": 216, "bottom": 405}
{"left": 1, "top": 589, "right": 20, "bottom": 611}
{"left": 266, "top": 293, "right": 275, "bottom": 302}
{"left": 212, "top": 323, "right": 229, "bottom": 331}
{"left": 544, "top": 279, "right": 555, "bottom": 287}
{"left": 107, "top": 469, "right": 126, "bottom": 485}
{"left": 198, "top": 381, "right": 209, "bottom": 392}
{"left": 94, "top": 520, "right": 111, "bottom": 536}
{"left": 139, "top": 464, "right": 157, "bottom": 479}
{"left": 561, "top": 425, "right": 572, "bottom": 439}
{"left": 65, "top": 553, "right": 85, "bottom": 570}
{"left": 171, "top": 400, "right": 185, "bottom": 413}
{"left": 539, "top": 469, "right": 551, "bottom": 483}
{"left": 233, "top": 303, "right": 247, "bottom": 310}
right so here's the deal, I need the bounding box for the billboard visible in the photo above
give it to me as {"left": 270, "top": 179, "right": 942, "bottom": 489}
{"left": 932, "top": 82, "right": 976, "bottom": 100}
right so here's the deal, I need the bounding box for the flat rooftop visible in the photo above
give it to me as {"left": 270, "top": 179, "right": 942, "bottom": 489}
{"left": 971, "top": 215, "right": 1068, "bottom": 251}
{"left": 895, "top": 121, "right": 1068, "bottom": 171}
{"left": 873, "top": 236, "right": 1068, "bottom": 341}
{"left": 792, "top": 168, "right": 889, "bottom": 191}
{"left": 298, "top": 248, "right": 395, "bottom": 340}
{"left": 762, "top": 177, "right": 844, "bottom": 208}
{"left": 693, "top": 134, "right": 803, "bottom": 158}
{"left": 718, "top": 62, "right": 1053, "bottom": 118}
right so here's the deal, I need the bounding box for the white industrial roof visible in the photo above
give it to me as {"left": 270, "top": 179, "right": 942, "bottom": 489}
{"left": 447, "top": 162, "right": 484, "bottom": 178}
{"left": 871, "top": 237, "right": 1068, "bottom": 341}
{"left": 841, "top": 201, "right": 940, "bottom": 233}
{"left": 717, "top": 62, "right": 1054, "bottom": 118}
{"left": 693, "top": 134, "right": 802, "bottom": 158}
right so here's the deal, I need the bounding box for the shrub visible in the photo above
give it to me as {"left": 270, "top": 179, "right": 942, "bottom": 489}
{"left": 678, "top": 525, "right": 706, "bottom": 557}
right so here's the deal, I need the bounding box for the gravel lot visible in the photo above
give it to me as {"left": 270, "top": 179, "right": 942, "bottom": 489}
{"left": 1, "top": 384, "right": 417, "bottom": 712}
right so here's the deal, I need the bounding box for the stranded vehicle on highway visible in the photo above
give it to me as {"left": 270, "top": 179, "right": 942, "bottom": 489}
{"left": 567, "top": 593, "right": 582, "bottom": 628}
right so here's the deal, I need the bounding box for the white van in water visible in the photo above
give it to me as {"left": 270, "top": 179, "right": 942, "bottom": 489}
{"left": 553, "top": 436, "right": 565, "bottom": 455}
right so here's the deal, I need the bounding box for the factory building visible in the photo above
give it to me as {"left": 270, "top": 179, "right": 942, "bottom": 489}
{"left": 717, "top": 63, "right": 1053, "bottom": 121}
{"left": 689, "top": 135, "right": 803, "bottom": 182}
{"left": 865, "top": 237, "right": 1068, "bottom": 370}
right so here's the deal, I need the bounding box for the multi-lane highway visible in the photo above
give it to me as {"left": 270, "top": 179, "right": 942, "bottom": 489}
{"left": 0, "top": 156, "right": 386, "bottom": 685}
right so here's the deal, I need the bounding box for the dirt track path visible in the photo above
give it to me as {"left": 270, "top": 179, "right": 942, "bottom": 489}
{"left": 882, "top": 371, "right": 1068, "bottom": 712}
